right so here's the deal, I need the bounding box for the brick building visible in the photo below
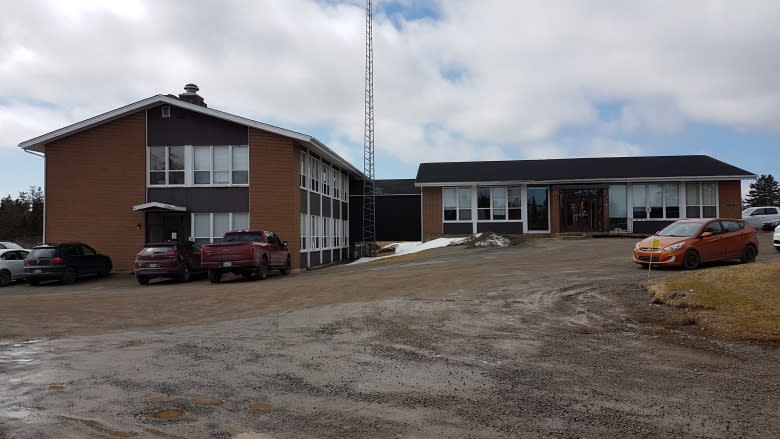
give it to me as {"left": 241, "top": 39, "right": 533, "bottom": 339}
{"left": 415, "top": 156, "right": 755, "bottom": 240}
{"left": 19, "top": 85, "right": 360, "bottom": 271}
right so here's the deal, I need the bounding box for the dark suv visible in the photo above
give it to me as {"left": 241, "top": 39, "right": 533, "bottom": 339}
{"left": 133, "top": 241, "right": 202, "bottom": 285}
{"left": 24, "top": 242, "right": 112, "bottom": 285}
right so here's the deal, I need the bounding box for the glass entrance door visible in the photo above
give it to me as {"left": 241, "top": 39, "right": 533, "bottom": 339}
{"left": 146, "top": 212, "right": 187, "bottom": 243}
{"left": 559, "top": 189, "right": 604, "bottom": 233}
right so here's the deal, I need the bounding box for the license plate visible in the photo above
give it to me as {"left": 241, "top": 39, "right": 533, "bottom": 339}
{"left": 35, "top": 269, "right": 42, "bottom": 273}
{"left": 148, "top": 263, "right": 158, "bottom": 268}
{"left": 223, "top": 261, "right": 232, "bottom": 267}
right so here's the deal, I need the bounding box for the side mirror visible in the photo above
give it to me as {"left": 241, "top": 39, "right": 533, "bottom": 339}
{"left": 700, "top": 231, "right": 713, "bottom": 238}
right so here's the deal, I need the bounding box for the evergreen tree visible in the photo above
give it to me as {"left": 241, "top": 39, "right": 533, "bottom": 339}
{"left": 744, "top": 174, "right": 780, "bottom": 207}
{"left": 0, "top": 186, "right": 43, "bottom": 240}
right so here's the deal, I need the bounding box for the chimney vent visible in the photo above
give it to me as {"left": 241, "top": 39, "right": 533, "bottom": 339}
{"left": 178, "top": 83, "right": 207, "bottom": 107}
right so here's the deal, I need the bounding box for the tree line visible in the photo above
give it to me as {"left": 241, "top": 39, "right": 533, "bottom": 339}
{"left": 744, "top": 174, "right": 780, "bottom": 208}
{"left": 0, "top": 186, "right": 43, "bottom": 244}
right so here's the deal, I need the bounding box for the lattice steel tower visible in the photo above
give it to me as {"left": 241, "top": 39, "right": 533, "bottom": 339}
{"left": 362, "top": 0, "right": 377, "bottom": 256}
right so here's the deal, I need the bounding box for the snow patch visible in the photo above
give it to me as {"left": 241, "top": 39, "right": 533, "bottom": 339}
{"left": 351, "top": 235, "right": 477, "bottom": 264}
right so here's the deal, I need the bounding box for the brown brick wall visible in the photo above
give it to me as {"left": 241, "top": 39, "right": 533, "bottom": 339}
{"left": 421, "top": 186, "right": 443, "bottom": 241}
{"left": 45, "top": 111, "right": 146, "bottom": 271}
{"left": 718, "top": 180, "right": 742, "bottom": 219}
{"left": 549, "top": 188, "right": 561, "bottom": 233}
{"left": 248, "top": 128, "right": 301, "bottom": 268}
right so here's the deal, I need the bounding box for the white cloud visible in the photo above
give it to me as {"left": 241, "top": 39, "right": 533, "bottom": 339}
{"left": 1, "top": 0, "right": 779, "bottom": 174}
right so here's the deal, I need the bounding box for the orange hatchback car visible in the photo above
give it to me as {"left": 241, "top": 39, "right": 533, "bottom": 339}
{"left": 633, "top": 218, "right": 758, "bottom": 269}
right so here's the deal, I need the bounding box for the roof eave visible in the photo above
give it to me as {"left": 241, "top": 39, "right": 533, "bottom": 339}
{"left": 415, "top": 174, "right": 758, "bottom": 187}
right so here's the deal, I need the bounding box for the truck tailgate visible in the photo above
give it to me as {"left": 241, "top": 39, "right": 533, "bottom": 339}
{"left": 201, "top": 242, "right": 253, "bottom": 262}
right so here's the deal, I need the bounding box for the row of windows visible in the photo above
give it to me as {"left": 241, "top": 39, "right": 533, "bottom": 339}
{"left": 610, "top": 182, "right": 717, "bottom": 220}
{"left": 300, "top": 214, "right": 348, "bottom": 251}
{"left": 300, "top": 150, "right": 348, "bottom": 201}
{"left": 191, "top": 212, "right": 249, "bottom": 244}
{"left": 443, "top": 186, "right": 523, "bottom": 222}
{"left": 149, "top": 145, "right": 248, "bottom": 186}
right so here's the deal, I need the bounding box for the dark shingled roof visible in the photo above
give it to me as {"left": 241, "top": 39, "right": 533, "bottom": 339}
{"left": 374, "top": 179, "right": 419, "bottom": 195}
{"left": 415, "top": 155, "right": 754, "bottom": 184}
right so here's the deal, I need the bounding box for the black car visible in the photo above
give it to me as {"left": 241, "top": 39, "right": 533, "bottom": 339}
{"left": 24, "top": 242, "right": 112, "bottom": 285}
{"left": 761, "top": 219, "right": 780, "bottom": 231}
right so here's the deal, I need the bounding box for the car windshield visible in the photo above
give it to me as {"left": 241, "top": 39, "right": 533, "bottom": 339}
{"left": 29, "top": 248, "right": 57, "bottom": 258}
{"left": 0, "top": 241, "right": 22, "bottom": 249}
{"left": 223, "top": 232, "right": 263, "bottom": 243}
{"left": 141, "top": 246, "right": 176, "bottom": 254}
{"left": 656, "top": 222, "right": 702, "bottom": 237}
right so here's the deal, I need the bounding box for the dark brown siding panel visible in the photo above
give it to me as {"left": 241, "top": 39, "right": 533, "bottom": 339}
{"left": 422, "top": 187, "right": 443, "bottom": 241}
{"left": 443, "top": 223, "right": 472, "bottom": 234}
{"left": 310, "top": 251, "right": 321, "bottom": 267}
{"left": 322, "top": 198, "right": 332, "bottom": 217}
{"left": 718, "top": 180, "right": 741, "bottom": 219}
{"left": 333, "top": 201, "right": 340, "bottom": 219}
{"left": 477, "top": 222, "right": 523, "bottom": 234}
{"left": 632, "top": 220, "right": 674, "bottom": 235}
{"left": 322, "top": 251, "right": 332, "bottom": 264}
{"left": 299, "top": 253, "right": 307, "bottom": 268}
{"left": 147, "top": 106, "right": 247, "bottom": 146}
{"left": 300, "top": 189, "right": 308, "bottom": 214}
{"left": 309, "top": 193, "right": 321, "bottom": 215}
{"left": 342, "top": 202, "right": 348, "bottom": 220}
{"left": 148, "top": 188, "right": 249, "bottom": 212}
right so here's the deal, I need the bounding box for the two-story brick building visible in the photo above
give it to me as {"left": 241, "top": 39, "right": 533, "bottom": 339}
{"left": 20, "top": 85, "right": 361, "bottom": 271}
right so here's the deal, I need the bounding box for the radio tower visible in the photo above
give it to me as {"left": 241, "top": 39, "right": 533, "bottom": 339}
{"left": 362, "top": 0, "right": 377, "bottom": 256}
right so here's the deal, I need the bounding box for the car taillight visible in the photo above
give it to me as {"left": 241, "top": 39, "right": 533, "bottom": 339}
{"left": 50, "top": 257, "right": 64, "bottom": 264}
{"left": 23, "top": 259, "right": 29, "bottom": 266}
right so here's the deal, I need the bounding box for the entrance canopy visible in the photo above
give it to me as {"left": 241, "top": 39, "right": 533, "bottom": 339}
{"left": 132, "top": 202, "right": 187, "bottom": 212}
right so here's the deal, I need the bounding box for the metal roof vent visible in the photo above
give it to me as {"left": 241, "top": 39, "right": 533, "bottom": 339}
{"left": 161, "top": 105, "right": 171, "bottom": 118}
{"left": 178, "top": 83, "right": 207, "bottom": 107}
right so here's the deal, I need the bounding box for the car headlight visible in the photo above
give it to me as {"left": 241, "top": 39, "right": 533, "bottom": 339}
{"left": 634, "top": 242, "right": 641, "bottom": 249}
{"left": 664, "top": 242, "right": 684, "bottom": 251}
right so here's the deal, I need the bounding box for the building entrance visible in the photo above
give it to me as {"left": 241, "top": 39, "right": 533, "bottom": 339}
{"left": 559, "top": 189, "right": 604, "bottom": 233}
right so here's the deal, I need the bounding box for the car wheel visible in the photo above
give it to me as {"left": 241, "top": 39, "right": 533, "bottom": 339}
{"left": 280, "top": 255, "right": 291, "bottom": 275}
{"left": 682, "top": 251, "right": 700, "bottom": 270}
{"left": 98, "top": 261, "right": 112, "bottom": 277}
{"left": 62, "top": 268, "right": 78, "bottom": 284}
{"left": 257, "top": 257, "right": 268, "bottom": 280}
{"left": 0, "top": 270, "right": 11, "bottom": 287}
{"left": 178, "top": 266, "right": 192, "bottom": 282}
{"left": 208, "top": 269, "right": 222, "bottom": 283}
{"left": 741, "top": 245, "right": 757, "bottom": 263}
{"left": 137, "top": 276, "right": 150, "bottom": 285}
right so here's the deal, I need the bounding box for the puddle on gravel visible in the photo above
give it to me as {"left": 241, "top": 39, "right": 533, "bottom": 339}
{"left": 143, "top": 427, "right": 187, "bottom": 438}
{"left": 192, "top": 397, "right": 224, "bottom": 406}
{"left": 48, "top": 384, "right": 65, "bottom": 391}
{"left": 56, "top": 416, "right": 139, "bottom": 437}
{"left": 248, "top": 402, "right": 272, "bottom": 411}
{"left": 152, "top": 409, "right": 185, "bottom": 420}
{"left": 148, "top": 395, "right": 175, "bottom": 402}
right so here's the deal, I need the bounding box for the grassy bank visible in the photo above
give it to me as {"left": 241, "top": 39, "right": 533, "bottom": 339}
{"left": 646, "top": 260, "right": 780, "bottom": 341}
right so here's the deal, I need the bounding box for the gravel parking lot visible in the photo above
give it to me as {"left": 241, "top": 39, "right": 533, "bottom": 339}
{"left": 1, "top": 234, "right": 779, "bottom": 438}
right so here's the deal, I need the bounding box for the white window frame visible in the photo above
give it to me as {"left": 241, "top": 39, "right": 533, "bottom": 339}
{"left": 685, "top": 182, "right": 718, "bottom": 218}
{"left": 191, "top": 212, "right": 249, "bottom": 244}
{"left": 148, "top": 146, "right": 185, "bottom": 186}
{"left": 476, "top": 186, "right": 523, "bottom": 222}
{"left": 300, "top": 150, "right": 307, "bottom": 189}
{"left": 192, "top": 145, "right": 248, "bottom": 187}
{"left": 149, "top": 145, "right": 248, "bottom": 188}
{"left": 300, "top": 213, "right": 308, "bottom": 250}
{"left": 631, "top": 183, "right": 681, "bottom": 220}
{"left": 443, "top": 187, "right": 473, "bottom": 222}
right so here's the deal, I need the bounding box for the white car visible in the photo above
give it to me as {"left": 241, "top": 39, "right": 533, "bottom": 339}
{"left": 0, "top": 248, "right": 30, "bottom": 286}
{"left": 774, "top": 224, "right": 780, "bottom": 253}
{"left": 742, "top": 206, "right": 780, "bottom": 228}
{"left": 0, "top": 241, "right": 23, "bottom": 250}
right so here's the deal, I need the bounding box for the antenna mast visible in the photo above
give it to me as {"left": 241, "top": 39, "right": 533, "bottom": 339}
{"left": 362, "top": 0, "right": 376, "bottom": 256}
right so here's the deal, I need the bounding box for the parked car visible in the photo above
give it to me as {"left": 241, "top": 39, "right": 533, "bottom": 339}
{"left": 0, "top": 248, "right": 30, "bottom": 287}
{"left": 774, "top": 223, "right": 780, "bottom": 252}
{"left": 742, "top": 206, "right": 780, "bottom": 228}
{"left": 761, "top": 218, "right": 780, "bottom": 231}
{"left": 633, "top": 218, "right": 758, "bottom": 269}
{"left": 0, "top": 241, "right": 23, "bottom": 250}
{"left": 200, "top": 230, "right": 291, "bottom": 283}
{"left": 134, "top": 241, "right": 203, "bottom": 285}
{"left": 24, "top": 242, "right": 112, "bottom": 285}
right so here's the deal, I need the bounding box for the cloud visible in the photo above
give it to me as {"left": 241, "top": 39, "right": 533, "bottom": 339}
{"left": 1, "top": 0, "right": 779, "bottom": 173}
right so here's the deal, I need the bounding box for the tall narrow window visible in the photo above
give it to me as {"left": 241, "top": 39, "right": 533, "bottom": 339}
{"left": 527, "top": 187, "right": 549, "bottom": 231}
{"left": 632, "top": 184, "right": 647, "bottom": 218}
{"left": 702, "top": 183, "right": 717, "bottom": 217}
{"left": 664, "top": 184, "right": 680, "bottom": 218}
{"left": 231, "top": 146, "right": 248, "bottom": 184}
{"left": 507, "top": 187, "right": 522, "bottom": 220}
{"left": 300, "top": 214, "right": 307, "bottom": 250}
{"left": 149, "top": 146, "right": 184, "bottom": 185}
{"left": 300, "top": 151, "right": 307, "bottom": 188}
{"left": 443, "top": 188, "right": 457, "bottom": 221}
{"left": 686, "top": 183, "right": 701, "bottom": 218}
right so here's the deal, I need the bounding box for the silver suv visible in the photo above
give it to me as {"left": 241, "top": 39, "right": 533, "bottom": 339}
{"left": 742, "top": 206, "right": 780, "bottom": 228}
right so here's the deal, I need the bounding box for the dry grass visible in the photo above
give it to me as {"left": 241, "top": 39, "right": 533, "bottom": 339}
{"left": 646, "top": 260, "right": 780, "bottom": 341}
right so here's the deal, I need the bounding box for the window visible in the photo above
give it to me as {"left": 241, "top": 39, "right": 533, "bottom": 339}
{"left": 321, "top": 217, "right": 328, "bottom": 248}
{"left": 149, "top": 146, "right": 184, "bottom": 185}
{"left": 301, "top": 214, "right": 308, "bottom": 250}
{"left": 300, "top": 151, "right": 307, "bottom": 188}
{"left": 527, "top": 187, "right": 549, "bottom": 231}
{"left": 310, "top": 157, "right": 320, "bottom": 192}
{"left": 191, "top": 212, "right": 249, "bottom": 244}
{"left": 333, "top": 169, "right": 340, "bottom": 199}
{"left": 476, "top": 186, "right": 522, "bottom": 221}
{"left": 686, "top": 183, "right": 717, "bottom": 218}
{"left": 322, "top": 164, "right": 330, "bottom": 196}
{"left": 632, "top": 183, "right": 680, "bottom": 219}
{"left": 443, "top": 187, "right": 472, "bottom": 221}
{"left": 192, "top": 145, "right": 248, "bottom": 185}
{"left": 311, "top": 214, "right": 319, "bottom": 249}
{"left": 608, "top": 185, "right": 627, "bottom": 231}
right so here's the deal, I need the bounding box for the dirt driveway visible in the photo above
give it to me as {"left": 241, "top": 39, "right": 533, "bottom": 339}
{"left": 1, "top": 236, "right": 779, "bottom": 438}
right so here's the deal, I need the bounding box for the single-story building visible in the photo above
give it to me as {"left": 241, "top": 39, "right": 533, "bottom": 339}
{"left": 19, "top": 84, "right": 361, "bottom": 271}
{"left": 349, "top": 179, "right": 421, "bottom": 242}
{"left": 415, "top": 155, "right": 756, "bottom": 239}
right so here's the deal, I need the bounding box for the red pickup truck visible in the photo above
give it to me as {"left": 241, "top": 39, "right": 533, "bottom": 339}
{"left": 200, "top": 230, "right": 291, "bottom": 283}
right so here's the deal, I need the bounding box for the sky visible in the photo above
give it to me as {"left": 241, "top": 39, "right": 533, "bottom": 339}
{"left": 2, "top": 0, "right": 780, "bottom": 199}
